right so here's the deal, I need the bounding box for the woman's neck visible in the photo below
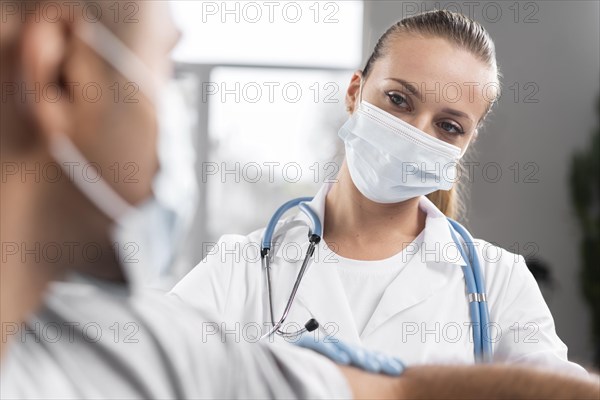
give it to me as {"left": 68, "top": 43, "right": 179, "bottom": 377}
{"left": 323, "top": 162, "right": 426, "bottom": 260}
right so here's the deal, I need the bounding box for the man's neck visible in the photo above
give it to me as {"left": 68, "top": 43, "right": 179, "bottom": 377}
{"left": 0, "top": 263, "right": 62, "bottom": 360}
{"left": 0, "top": 154, "right": 125, "bottom": 359}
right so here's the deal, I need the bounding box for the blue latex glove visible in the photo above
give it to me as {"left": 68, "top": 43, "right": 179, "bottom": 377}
{"left": 293, "top": 334, "right": 405, "bottom": 376}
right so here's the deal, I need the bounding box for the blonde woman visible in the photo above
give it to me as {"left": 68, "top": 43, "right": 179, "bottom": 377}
{"left": 172, "top": 10, "right": 586, "bottom": 377}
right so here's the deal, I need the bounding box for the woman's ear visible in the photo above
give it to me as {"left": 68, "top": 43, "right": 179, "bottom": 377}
{"left": 20, "top": 13, "right": 73, "bottom": 146}
{"left": 345, "top": 71, "right": 363, "bottom": 114}
{"left": 471, "top": 128, "right": 480, "bottom": 144}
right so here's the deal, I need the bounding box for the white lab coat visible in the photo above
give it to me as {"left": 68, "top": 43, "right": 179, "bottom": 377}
{"left": 171, "top": 183, "right": 587, "bottom": 377}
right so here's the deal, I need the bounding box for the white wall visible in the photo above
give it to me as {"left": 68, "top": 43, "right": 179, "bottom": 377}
{"left": 363, "top": 0, "right": 599, "bottom": 365}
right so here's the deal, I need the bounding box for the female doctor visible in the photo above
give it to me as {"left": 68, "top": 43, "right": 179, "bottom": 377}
{"left": 171, "top": 10, "right": 586, "bottom": 376}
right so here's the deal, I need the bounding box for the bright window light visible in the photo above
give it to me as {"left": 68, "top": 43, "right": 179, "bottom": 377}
{"left": 170, "top": 1, "right": 364, "bottom": 68}
{"left": 205, "top": 66, "right": 351, "bottom": 238}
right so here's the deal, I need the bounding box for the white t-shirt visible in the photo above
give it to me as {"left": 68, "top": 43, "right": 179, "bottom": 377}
{"left": 325, "top": 231, "right": 425, "bottom": 336}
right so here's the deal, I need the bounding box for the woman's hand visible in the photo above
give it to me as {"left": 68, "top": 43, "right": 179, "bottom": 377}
{"left": 293, "top": 334, "right": 405, "bottom": 376}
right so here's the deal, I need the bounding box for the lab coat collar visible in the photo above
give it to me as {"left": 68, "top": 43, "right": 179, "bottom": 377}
{"left": 419, "top": 195, "right": 468, "bottom": 267}
{"left": 292, "top": 183, "right": 468, "bottom": 340}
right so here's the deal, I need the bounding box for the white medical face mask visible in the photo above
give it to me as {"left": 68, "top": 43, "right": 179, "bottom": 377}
{"left": 338, "top": 99, "right": 463, "bottom": 204}
{"left": 48, "top": 22, "right": 198, "bottom": 289}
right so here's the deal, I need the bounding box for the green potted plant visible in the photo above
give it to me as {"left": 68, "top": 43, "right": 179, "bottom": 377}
{"left": 569, "top": 95, "right": 600, "bottom": 367}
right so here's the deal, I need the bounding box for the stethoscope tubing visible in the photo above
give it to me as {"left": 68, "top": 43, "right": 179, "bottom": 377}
{"left": 261, "top": 197, "right": 492, "bottom": 363}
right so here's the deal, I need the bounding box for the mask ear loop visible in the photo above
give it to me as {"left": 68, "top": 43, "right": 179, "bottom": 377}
{"left": 75, "top": 21, "right": 157, "bottom": 104}
{"left": 356, "top": 74, "right": 365, "bottom": 110}
{"left": 46, "top": 21, "right": 157, "bottom": 223}
{"left": 48, "top": 134, "right": 138, "bottom": 221}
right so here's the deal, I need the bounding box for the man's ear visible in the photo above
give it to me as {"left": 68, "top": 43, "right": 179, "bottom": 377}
{"left": 20, "top": 14, "right": 73, "bottom": 146}
{"left": 345, "top": 71, "right": 362, "bottom": 114}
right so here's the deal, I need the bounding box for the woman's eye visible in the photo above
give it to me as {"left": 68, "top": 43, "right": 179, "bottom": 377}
{"left": 387, "top": 92, "right": 409, "bottom": 108}
{"left": 439, "top": 121, "right": 465, "bottom": 135}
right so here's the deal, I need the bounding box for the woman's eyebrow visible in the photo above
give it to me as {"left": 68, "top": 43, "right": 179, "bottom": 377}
{"left": 442, "top": 107, "right": 474, "bottom": 122}
{"left": 385, "top": 77, "right": 421, "bottom": 98}
{"left": 385, "top": 77, "right": 474, "bottom": 122}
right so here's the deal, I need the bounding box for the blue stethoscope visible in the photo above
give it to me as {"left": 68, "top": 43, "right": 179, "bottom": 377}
{"left": 260, "top": 197, "right": 493, "bottom": 363}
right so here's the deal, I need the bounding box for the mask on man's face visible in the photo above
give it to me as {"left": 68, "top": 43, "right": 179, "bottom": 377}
{"left": 48, "top": 22, "right": 198, "bottom": 290}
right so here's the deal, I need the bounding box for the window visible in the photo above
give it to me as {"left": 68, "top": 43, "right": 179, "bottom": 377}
{"left": 205, "top": 67, "right": 349, "bottom": 238}
{"left": 168, "top": 1, "right": 364, "bottom": 274}
{"left": 171, "top": 1, "right": 363, "bottom": 68}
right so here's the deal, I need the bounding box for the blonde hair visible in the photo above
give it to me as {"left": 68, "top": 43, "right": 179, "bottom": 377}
{"left": 362, "top": 10, "right": 500, "bottom": 219}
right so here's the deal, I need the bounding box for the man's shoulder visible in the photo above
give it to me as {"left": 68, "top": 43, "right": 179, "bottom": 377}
{"left": 1, "top": 276, "right": 233, "bottom": 398}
